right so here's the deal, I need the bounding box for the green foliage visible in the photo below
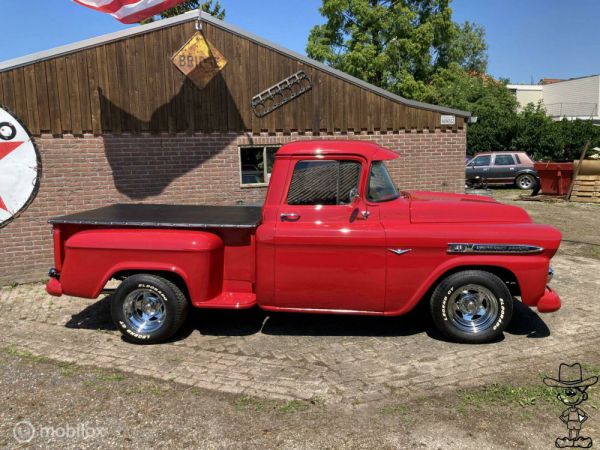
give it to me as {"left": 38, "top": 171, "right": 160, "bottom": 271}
{"left": 141, "top": 0, "right": 225, "bottom": 23}
{"left": 308, "top": 1, "right": 599, "bottom": 161}
{"left": 307, "top": 0, "right": 487, "bottom": 99}
{"left": 423, "top": 63, "right": 518, "bottom": 153}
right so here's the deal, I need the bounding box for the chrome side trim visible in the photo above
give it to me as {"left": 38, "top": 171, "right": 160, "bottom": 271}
{"left": 447, "top": 243, "right": 544, "bottom": 255}
{"left": 388, "top": 248, "right": 412, "bottom": 255}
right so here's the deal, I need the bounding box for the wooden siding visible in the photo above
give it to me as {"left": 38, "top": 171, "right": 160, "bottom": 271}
{"left": 0, "top": 21, "right": 465, "bottom": 136}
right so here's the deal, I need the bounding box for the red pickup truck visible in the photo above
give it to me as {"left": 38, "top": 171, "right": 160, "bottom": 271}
{"left": 46, "top": 140, "right": 562, "bottom": 344}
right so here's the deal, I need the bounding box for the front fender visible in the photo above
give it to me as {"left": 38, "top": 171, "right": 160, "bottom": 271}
{"left": 384, "top": 254, "right": 550, "bottom": 316}
{"left": 59, "top": 228, "right": 223, "bottom": 303}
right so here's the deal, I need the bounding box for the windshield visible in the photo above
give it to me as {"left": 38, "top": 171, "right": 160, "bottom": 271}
{"left": 367, "top": 161, "right": 400, "bottom": 202}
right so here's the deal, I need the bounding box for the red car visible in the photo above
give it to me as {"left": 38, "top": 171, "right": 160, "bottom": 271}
{"left": 46, "top": 141, "right": 561, "bottom": 344}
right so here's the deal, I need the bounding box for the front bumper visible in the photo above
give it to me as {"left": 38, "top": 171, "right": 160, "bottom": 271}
{"left": 46, "top": 268, "right": 62, "bottom": 297}
{"left": 536, "top": 286, "right": 561, "bottom": 313}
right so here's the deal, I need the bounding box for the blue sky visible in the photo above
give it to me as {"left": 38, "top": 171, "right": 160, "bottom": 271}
{"left": 1, "top": 0, "right": 599, "bottom": 84}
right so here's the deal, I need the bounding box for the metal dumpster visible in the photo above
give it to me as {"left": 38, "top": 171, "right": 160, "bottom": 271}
{"left": 534, "top": 162, "right": 574, "bottom": 195}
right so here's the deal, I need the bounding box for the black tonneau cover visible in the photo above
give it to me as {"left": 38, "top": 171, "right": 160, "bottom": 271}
{"left": 49, "top": 204, "right": 262, "bottom": 229}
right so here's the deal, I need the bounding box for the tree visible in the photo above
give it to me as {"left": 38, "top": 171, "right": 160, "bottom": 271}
{"left": 417, "top": 63, "right": 517, "bottom": 153}
{"left": 307, "top": 0, "right": 487, "bottom": 99}
{"left": 142, "top": 0, "right": 225, "bottom": 23}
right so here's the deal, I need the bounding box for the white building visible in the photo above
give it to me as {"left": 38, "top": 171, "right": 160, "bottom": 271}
{"left": 508, "top": 75, "right": 600, "bottom": 123}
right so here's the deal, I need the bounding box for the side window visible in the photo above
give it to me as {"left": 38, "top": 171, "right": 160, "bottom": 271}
{"left": 239, "top": 146, "right": 279, "bottom": 186}
{"left": 514, "top": 154, "right": 522, "bottom": 164}
{"left": 472, "top": 155, "right": 491, "bottom": 166}
{"left": 287, "top": 160, "right": 361, "bottom": 205}
{"left": 494, "top": 154, "right": 515, "bottom": 166}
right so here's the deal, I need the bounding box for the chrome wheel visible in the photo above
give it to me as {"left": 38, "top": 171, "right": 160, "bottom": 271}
{"left": 517, "top": 174, "right": 534, "bottom": 189}
{"left": 446, "top": 284, "right": 499, "bottom": 334}
{"left": 122, "top": 288, "right": 166, "bottom": 334}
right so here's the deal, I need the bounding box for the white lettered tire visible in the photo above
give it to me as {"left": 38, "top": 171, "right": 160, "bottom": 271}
{"left": 111, "top": 274, "right": 189, "bottom": 345}
{"left": 430, "top": 270, "right": 513, "bottom": 343}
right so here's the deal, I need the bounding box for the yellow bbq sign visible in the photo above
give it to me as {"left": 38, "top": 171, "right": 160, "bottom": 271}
{"left": 171, "top": 32, "right": 228, "bottom": 88}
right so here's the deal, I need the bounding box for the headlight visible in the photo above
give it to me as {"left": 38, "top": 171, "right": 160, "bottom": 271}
{"left": 548, "top": 266, "right": 554, "bottom": 284}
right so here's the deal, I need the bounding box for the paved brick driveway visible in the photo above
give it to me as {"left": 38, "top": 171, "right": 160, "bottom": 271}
{"left": 1, "top": 249, "right": 599, "bottom": 404}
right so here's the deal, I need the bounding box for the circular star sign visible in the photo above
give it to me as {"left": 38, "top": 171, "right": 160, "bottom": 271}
{"left": 0, "top": 107, "right": 41, "bottom": 228}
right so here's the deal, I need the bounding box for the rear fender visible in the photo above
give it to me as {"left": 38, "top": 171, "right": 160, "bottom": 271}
{"left": 59, "top": 229, "right": 223, "bottom": 303}
{"left": 515, "top": 168, "right": 539, "bottom": 180}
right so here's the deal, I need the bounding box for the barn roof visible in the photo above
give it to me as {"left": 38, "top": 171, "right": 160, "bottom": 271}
{"left": 0, "top": 10, "right": 470, "bottom": 118}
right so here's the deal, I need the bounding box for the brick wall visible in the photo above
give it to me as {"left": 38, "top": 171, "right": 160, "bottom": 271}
{"left": 0, "top": 129, "right": 466, "bottom": 285}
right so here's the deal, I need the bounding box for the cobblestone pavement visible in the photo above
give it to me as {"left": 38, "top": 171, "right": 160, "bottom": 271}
{"left": 1, "top": 249, "right": 600, "bottom": 405}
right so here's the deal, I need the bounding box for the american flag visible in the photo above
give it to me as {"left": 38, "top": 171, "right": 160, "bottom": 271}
{"left": 73, "top": 0, "right": 187, "bottom": 24}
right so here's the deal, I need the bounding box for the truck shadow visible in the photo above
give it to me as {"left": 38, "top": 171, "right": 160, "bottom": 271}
{"left": 181, "top": 306, "right": 434, "bottom": 339}
{"left": 179, "top": 298, "right": 550, "bottom": 342}
{"left": 505, "top": 300, "right": 551, "bottom": 338}
{"left": 65, "top": 296, "right": 116, "bottom": 331}
{"left": 65, "top": 297, "right": 550, "bottom": 342}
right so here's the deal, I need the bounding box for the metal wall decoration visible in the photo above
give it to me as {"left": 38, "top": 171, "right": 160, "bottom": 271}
{"left": 171, "top": 32, "right": 228, "bottom": 89}
{"left": 0, "top": 106, "right": 42, "bottom": 228}
{"left": 251, "top": 71, "right": 313, "bottom": 118}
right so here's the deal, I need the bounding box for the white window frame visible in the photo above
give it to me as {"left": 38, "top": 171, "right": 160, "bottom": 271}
{"left": 238, "top": 145, "right": 280, "bottom": 187}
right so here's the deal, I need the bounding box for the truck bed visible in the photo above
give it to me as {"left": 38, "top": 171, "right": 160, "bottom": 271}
{"left": 48, "top": 204, "right": 263, "bottom": 229}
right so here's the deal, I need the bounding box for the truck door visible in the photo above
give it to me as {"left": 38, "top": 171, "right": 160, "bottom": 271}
{"left": 272, "top": 157, "right": 386, "bottom": 312}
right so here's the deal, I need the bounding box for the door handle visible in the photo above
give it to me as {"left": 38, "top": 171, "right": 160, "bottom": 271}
{"left": 280, "top": 212, "right": 300, "bottom": 222}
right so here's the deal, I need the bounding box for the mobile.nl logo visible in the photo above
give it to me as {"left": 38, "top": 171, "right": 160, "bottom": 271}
{"left": 13, "top": 421, "right": 105, "bottom": 443}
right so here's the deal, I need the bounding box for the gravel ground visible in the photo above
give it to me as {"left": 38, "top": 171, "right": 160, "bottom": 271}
{"left": 2, "top": 348, "right": 598, "bottom": 450}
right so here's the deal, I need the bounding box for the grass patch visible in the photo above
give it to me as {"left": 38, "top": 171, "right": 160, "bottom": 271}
{"left": 124, "top": 383, "right": 165, "bottom": 396}
{"left": 232, "top": 395, "right": 320, "bottom": 414}
{"left": 580, "top": 364, "right": 600, "bottom": 378}
{"left": 94, "top": 369, "right": 127, "bottom": 382}
{"left": 57, "top": 361, "right": 79, "bottom": 378}
{"left": 581, "top": 245, "right": 600, "bottom": 260}
{"left": 379, "top": 403, "right": 409, "bottom": 416}
{"left": 4, "top": 346, "right": 51, "bottom": 363}
{"left": 459, "top": 383, "right": 556, "bottom": 409}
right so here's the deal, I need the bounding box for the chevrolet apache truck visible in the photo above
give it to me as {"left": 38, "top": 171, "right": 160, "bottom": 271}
{"left": 46, "top": 140, "right": 562, "bottom": 344}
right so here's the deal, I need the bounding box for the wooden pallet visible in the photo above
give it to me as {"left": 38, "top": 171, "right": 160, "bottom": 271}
{"left": 570, "top": 175, "right": 600, "bottom": 203}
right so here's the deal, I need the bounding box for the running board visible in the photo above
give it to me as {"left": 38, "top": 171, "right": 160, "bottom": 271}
{"left": 193, "top": 292, "right": 257, "bottom": 309}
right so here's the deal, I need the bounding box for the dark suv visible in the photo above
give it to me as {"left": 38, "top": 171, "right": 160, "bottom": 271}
{"left": 466, "top": 152, "right": 539, "bottom": 189}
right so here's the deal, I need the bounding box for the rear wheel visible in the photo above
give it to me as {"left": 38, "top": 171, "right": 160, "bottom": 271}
{"left": 430, "top": 270, "right": 513, "bottom": 343}
{"left": 111, "top": 274, "right": 189, "bottom": 345}
{"left": 515, "top": 173, "right": 535, "bottom": 190}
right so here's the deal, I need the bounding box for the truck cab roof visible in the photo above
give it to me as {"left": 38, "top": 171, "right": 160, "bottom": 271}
{"left": 276, "top": 140, "right": 399, "bottom": 161}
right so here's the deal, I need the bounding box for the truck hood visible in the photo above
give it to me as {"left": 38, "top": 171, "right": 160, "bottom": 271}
{"left": 405, "top": 191, "right": 532, "bottom": 224}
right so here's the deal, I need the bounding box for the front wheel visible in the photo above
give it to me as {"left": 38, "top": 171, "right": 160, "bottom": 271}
{"left": 430, "top": 270, "right": 513, "bottom": 343}
{"left": 111, "top": 274, "right": 189, "bottom": 344}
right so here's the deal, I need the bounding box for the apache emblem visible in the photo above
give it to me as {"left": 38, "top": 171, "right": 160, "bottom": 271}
{"left": 0, "top": 107, "right": 41, "bottom": 228}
